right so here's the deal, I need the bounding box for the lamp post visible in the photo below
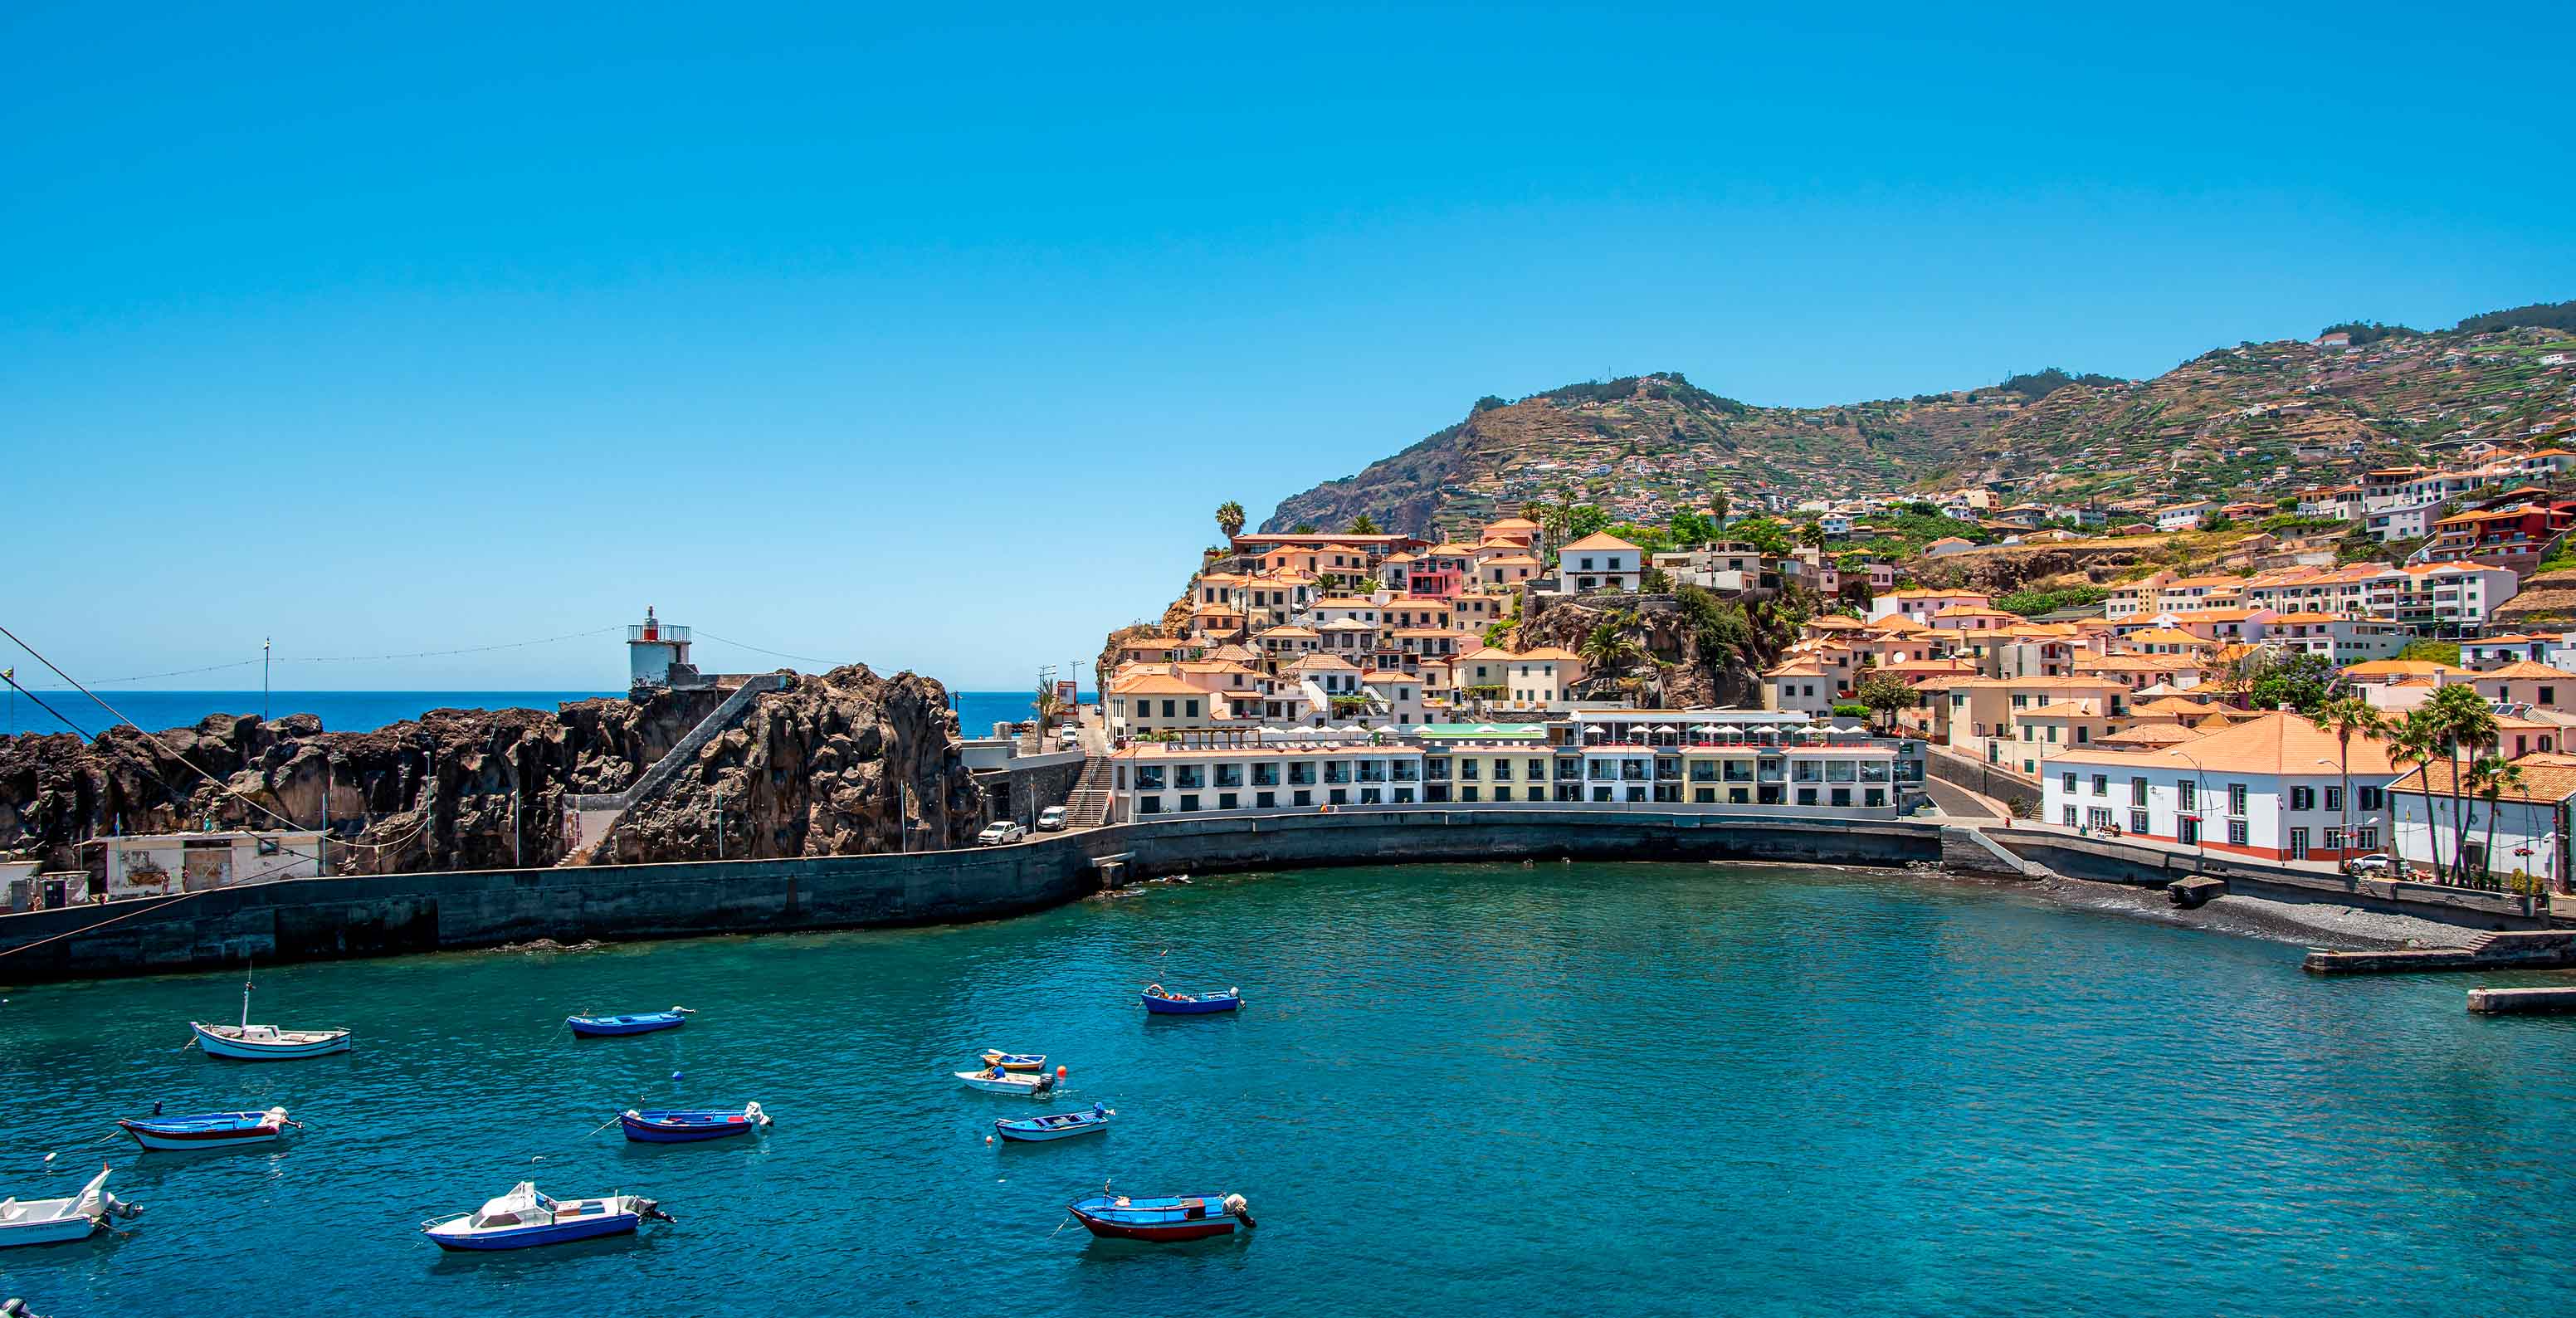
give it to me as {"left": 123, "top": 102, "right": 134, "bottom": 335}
{"left": 2165, "top": 744, "right": 2211, "bottom": 860}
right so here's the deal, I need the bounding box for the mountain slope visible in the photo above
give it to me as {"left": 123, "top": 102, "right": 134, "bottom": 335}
{"left": 1261, "top": 328, "right": 2576, "bottom": 536}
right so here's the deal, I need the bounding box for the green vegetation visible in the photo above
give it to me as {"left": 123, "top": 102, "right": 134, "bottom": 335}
{"left": 2454, "top": 300, "right": 2576, "bottom": 335}
{"left": 2395, "top": 639, "right": 2461, "bottom": 665}
{"left": 1848, "top": 510, "right": 1993, "bottom": 560}
{"left": 1994, "top": 585, "right": 2109, "bottom": 617}
{"left": 1348, "top": 513, "right": 1381, "bottom": 535}
{"left": 2260, "top": 513, "right": 2349, "bottom": 534}
{"left": 1996, "top": 368, "right": 2123, "bottom": 400}
{"left": 1675, "top": 584, "right": 1756, "bottom": 661}
{"left": 2320, "top": 320, "right": 2421, "bottom": 345}
{"left": 1214, "top": 500, "right": 1246, "bottom": 539}
{"left": 1530, "top": 372, "right": 1748, "bottom": 415}
{"left": 1852, "top": 672, "right": 1915, "bottom": 732}
{"left": 2235, "top": 649, "right": 2345, "bottom": 715}
{"left": 1831, "top": 701, "right": 1870, "bottom": 719}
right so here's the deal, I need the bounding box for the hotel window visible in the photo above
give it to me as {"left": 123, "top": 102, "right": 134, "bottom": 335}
{"left": 2130, "top": 809, "right": 2149, "bottom": 834}
{"left": 1797, "top": 787, "right": 1818, "bottom": 806}
{"left": 1288, "top": 761, "right": 1316, "bottom": 786}
{"left": 2323, "top": 827, "right": 2344, "bottom": 851}
{"left": 2324, "top": 785, "right": 2340, "bottom": 811}
{"left": 1217, "top": 792, "right": 1237, "bottom": 810}
{"left": 1528, "top": 759, "right": 1548, "bottom": 780}
{"left": 1592, "top": 785, "right": 1613, "bottom": 802}
{"left": 1461, "top": 786, "right": 1480, "bottom": 803}
{"left": 1134, "top": 766, "right": 1166, "bottom": 791}
{"left": 1359, "top": 788, "right": 1383, "bottom": 804}
{"left": 1138, "top": 796, "right": 1163, "bottom": 815}
{"left": 1160, "top": 700, "right": 1176, "bottom": 718}
{"left": 1176, "top": 765, "right": 1204, "bottom": 789}
{"left": 2289, "top": 786, "right": 2313, "bottom": 811}
{"left": 2355, "top": 826, "right": 2379, "bottom": 849}
{"left": 1252, "top": 763, "right": 1280, "bottom": 787}
{"left": 1695, "top": 787, "right": 1716, "bottom": 803}
{"left": 2178, "top": 781, "right": 2197, "bottom": 811}
{"left": 1329, "top": 788, "right": 1349, "bottom": 805}
{"left": 2091, "top": 774, "right": 2109, "bottom": 797}
{"left": 2062, "top": 772, "right": 2077, "bottom": 794}
{"left": 1178, "top": 794, "right": 1200, "bottom": 813}
{"left": 2227, "top": 819, "right": 2248, "bottom": 847}
{"left": 1215, "top": 764, "right": 1244, "bottom": 788}
{"left": 2227, "top": 783, "right": 2247, "bottom": 816}
{"left": 1293, "top": 788, "right": 1312, "bottom": 807}
{"left": 1461, "top": 758, "right": 1481, "bottom": 780}
{"left": 1324, "top": 761, "right": 1352, "bottom": 784}
{"left": 1492, "top": 759, "right": 1513, "bottom": 782}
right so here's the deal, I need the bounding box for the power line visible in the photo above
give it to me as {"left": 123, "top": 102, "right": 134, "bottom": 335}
{"left": 691, "top": 631, "right": 845, "bottom": 666}
{"left": 9, "top": 625, "right": 623, "bottom": 689}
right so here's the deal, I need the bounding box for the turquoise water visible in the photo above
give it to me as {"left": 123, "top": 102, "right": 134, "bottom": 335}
{"left": 2, "top": 862, "right": 2572, "bottom": 1315}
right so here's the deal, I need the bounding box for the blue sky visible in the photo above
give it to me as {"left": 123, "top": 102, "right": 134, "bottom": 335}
{"left": 4, "top": 2, "right": 2570, "bottom": 691}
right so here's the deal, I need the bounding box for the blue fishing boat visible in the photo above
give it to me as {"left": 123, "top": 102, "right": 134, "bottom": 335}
{"left": 1066, "top": 1189, "right": 1253, "bottom": 1241}
{"left": 567, "top": 1006, "right": 694, "bottom": 1037}
{"left": 617, "top": 1102, "right": 770, "bottom": 1144}
{"left": 119, "top": 1106, "right": 301, "bottom": 1152}
{"left": 421, "top": 1183, "right": 672, "bottom": 1251}
{"left": 994, "top": 1102, "right": 1113, "bottom": 1143}
{"left": 978, "top": 1050, "right": 1047, "bottom": 1071}
{"left": 1141, "top": 984, "right": 1241, "bottom": 1015}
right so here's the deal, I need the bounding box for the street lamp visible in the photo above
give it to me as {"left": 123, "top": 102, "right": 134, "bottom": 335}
{"left": 2164, "top": 744, "right": 2211, "bottom": 860}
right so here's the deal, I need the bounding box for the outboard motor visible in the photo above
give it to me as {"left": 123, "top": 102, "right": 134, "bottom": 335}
{"left": 640, "top": 1199, "right": 677, "bottom": 1224}
{"left": 5, "top": 1298, "right": 50, "bottom": 1318}
{"left": 1223, "top": 1193, "right": 1256, "bottom": 1229}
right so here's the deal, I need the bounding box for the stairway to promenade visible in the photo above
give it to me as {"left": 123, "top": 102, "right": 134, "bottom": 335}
{"left": 563, "top": 674, "right": 791, "bottom": 860}
{"left": 1063, "top": 755, "right": 1115, "bottom": 829}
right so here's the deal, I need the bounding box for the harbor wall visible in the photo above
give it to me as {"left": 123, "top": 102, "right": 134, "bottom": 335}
{"left": 0, "top": 810, "right": 1941, "bottom": 984}
{"left": 1993, "top": 830, "right": 2544, "bottom": 930}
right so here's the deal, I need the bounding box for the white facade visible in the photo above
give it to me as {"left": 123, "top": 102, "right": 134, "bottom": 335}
{"left": 2040, "top": 762, "right": 2388, "bottom": 862}
{"left": 104, "top": 830, "right": 328, "bottom": 899}
{"left": 2392, "top": 788, "right": 2564, "bottom": 889}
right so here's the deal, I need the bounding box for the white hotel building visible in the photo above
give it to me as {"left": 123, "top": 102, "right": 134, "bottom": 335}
{"left": 2037, "top": 711, "right": 2399, "bottom": 864}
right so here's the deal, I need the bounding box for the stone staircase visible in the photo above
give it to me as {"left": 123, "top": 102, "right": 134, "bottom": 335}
{"left": 1064, "top": 755, "right": 1115, "bottom": 829}
{"left": 562, "top": 674, "right": 792, "bottom": 860}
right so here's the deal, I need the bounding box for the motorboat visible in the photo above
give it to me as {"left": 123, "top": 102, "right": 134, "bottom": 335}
{"left": 189, "top": 970, "right": 350, "bottom": 1061}
{"left": 119, "top": 1106, "right": 301, "bottom": 1152}
{"left": 1066, "top": 1189, "right": 1252, "bottom": 1241}
{"left": 567, "top": 1007, "right": 694, "bottom": 1037}
{"left": 994, "top": 1103, "right": 1113, "bottom": 1143}
{"left": 0, "top": 1166, "right": 141, "bottom": 1248}
{"left": 421, "top": 1182, "right": 672, "bottom": 1251}
{"left": 978, "top": 1050, "right": 1046, "bottom": 1072}
{"left": 617, "top": 1102, "right": 770, "bottom": 1144}
{"left": 956, "top": 1066, "right": 1059, "bottom": 1096}
{"left": 1141, "top": 984, "right": 1241, "bottom": 1015}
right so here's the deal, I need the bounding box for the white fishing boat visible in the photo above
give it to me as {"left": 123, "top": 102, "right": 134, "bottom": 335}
{"left": 421, "top": 1182, "right": 672, "bottom": 1252}
{"left": 0, "top": 1165, "right": 141, "bottom": 1248}
{"left": 189, "top": 967, "right": 350, "bottom": 1061}
{"left": 955, "top": 1066, "right": 1059, "bottom": 1096}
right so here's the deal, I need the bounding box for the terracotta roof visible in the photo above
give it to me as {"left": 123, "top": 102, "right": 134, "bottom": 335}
{"left": 1560, "top": 532, "right": 1643, "bottom": 553}
{"left": 1110, "top": 673, "right": 1206, "bottom": 696}
{"left": 2018, "top": 701, "right": 2103, "bottom": 718}
{"left": 2342, "top": 659, "right": 2475, "bottom": 678}
{"left": 2476, "top": 661, "right": 2576, "bottom": 681}
{"left": 2097, "top": 724, "right": 2198, "bottom": 746}
{"left": 2391, "top": 752, "right": 2576, "bottom": 803}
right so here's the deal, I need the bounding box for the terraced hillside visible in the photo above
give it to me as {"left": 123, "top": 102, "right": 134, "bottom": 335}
{"left": 1263, "top": 328, "right": 2576, "bottom": 537}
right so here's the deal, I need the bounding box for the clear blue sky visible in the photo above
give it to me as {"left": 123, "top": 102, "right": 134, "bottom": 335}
{"left": 4, "top": 2, "right": 2569, "bottom": 691}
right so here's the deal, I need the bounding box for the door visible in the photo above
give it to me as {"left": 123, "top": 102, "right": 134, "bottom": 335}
{"left": 2178, "top": 818, "right": 2199, "bottom": 847}
{"left": 2288, "top": 828, "right": 2309, "bottom": 862}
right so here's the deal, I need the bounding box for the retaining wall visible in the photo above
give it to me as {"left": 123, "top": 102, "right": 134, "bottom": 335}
{"left": 1993, "top": 830, "right": 2544, "bottom": 930}
{"left": 0, "top": 810, "right": 1941, "bottom": 984}
{"left": 1925, "top": 745, "right": 2041, "bottom": 813}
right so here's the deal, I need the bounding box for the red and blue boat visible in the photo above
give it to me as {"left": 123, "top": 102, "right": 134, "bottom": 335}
{"left": 422, "top": 1182, "right": 673, "bottom": 1251}
{"left": 1141, "top": 984, "right": 1241, "bottom": 1015}
{"left": 1066, "top": 1190, "right": 1254, "bottom": 1241}
{"left": 994, "top": 1103, "right": 1113, "bottom": 1143}
{"left": 118, "top": 1106, "right": 302, "bottom": 1152}
{"left": 567, "top": 1006, "right": 694, "bottom": 1037}
{"left": 617, "top": 1102, "right": 771, "bottom": 1144}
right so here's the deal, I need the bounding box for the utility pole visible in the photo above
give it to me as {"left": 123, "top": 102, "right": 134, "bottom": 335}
{"left": 263, "top": 637, "right": 271, "bottom": 721}
{"left": 715, "top": 786, "right": 725, "bottom": 861}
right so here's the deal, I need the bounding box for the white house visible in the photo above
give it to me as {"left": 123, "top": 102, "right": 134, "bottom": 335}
{"left": 103, "top": 829, "right": 328, "bottom": 900}
{"left": 2364, "top": 500, "right": 2441, "bottom": 543}
{"left": 2389, "top": 752, "right": 2576, "bottom": 891}
{"left": 2040, "top": 710, "right": 2398, "bottom": 863}
{"left": 2262, "top": 613, "right": 2409, "bottom": 665}
{"left": 1557, "top": 532, "right": 1644, "bottom": 593}
{"left": 2156, "top": 500, "right": 2217, "bottom": 533}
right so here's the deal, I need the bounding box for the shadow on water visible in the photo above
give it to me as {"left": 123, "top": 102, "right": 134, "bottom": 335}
{"left": 424, "top": 1230, "right": 661, "bottom": 1273}
{"left": 1073, "top": 1231, "right": 1256, "bottom": 1264}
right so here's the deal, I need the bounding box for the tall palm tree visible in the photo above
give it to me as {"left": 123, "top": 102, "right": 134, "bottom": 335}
{"left": 2470, "top": 755, "right": 2527, "bottom": 888}
{"left": 1215, "top": 500, "right": 1246, "bottom": 540}
{"left": 1577, "top": 619, "right": 1643, "bottom": 681}
{"left": 2315, "top": 696, "right": 2386, "bottom": 863}
{"left": 2386, "top": 708, "right": 2447, "bottom": 879}
{"left": 2427, "top": 684, "right": 2500, "bottom": 883}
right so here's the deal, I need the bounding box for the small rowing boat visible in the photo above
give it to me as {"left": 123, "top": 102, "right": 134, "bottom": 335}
{"left": 617, "top": 1102, "right": 770, "bottom": 1144}
{"left": 1141, "top": 984, "right": 1241, "bottom": 1015}
{"left": 421, "top": 1182, "right": 673, "bottom": 1251}
{"left": 995, "top": 1103, "right": 1113, "bottom": 1143}
{"left": 1066, "top": 1189, "right": 1252, "bottom": 1242}
{"left": 188, "top": 969, "right": 350, "bottom": 1061}
{"left": 978, "top": 1050, "right": 1046, "bottom": 1071}
{"left": 567, "top": 1007, "right": 694, "bottom": 1037}
{"left": 119, "top": 1106, "right": 301, "bottom": 1152}
{"left": 0, "top": 1165, "right": 142, "bottom": 1249}
{"left": 956, "top": 1066, "right": 1059, "bottom": 1096}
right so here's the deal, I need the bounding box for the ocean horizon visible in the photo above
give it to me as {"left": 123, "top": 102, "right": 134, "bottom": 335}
{"left": 0, "top": 689, "right": 1089, "bottom": 740}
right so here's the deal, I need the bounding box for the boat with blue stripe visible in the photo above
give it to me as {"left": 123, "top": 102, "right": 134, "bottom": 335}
{"left": 119, "top": 1106, "right": 302, "bottom": 1152}
{"left": 421, "top": 1182, "right": 672, "bottom": 1251}
{"left": 617, "top": 1102, "right": 770, "bottom": 1144}
{"left": 567, "top": 1006, "right": 694, "bottom": 1037}
{"left": 994, "top": 1103, "right": 1114, "bottom": 1143}
{"left": 1141, "top": 984, "right": 1241, "bottom": 1015}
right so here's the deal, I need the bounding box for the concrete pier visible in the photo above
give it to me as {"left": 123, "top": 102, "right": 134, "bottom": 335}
{"left": 2466, "top": 986, "right": 2576, "bottom": 1014}
{"left": 2303, "top": 931, "right": 2576, "bottom": 974}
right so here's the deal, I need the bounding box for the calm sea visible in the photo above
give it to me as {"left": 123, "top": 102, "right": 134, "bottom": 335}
{"left": 3, "top": 862, "right": 2573, "bottom": 1316}
{"left": 0, "top": 691, "right": 1079, "bottom": 739}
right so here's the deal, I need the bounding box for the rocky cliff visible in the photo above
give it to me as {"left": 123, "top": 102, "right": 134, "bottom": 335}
{"left": 0, "top": 667, "right": 981, "bottom": 876}
{"left": 1514, "top": 589, "right": 1794, "bottom": 710}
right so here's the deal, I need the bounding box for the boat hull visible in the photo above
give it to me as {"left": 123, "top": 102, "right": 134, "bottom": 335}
{"left": 568, "top": 1014, "right": 686, "bottom": 1037}
{"left": 1067, "top": 1195, "right": 1242, "bottom": 1241}
{"left": 979, "top": 1052, "right": 1046, "bottom": 1071}
{"left": 955, "top": 1071, "right": 1056, "bottom": 1096}
{"left": 191, "top": 1023, "right": 352, "bottom": 1060}
{"left": 427, "top": 1212, "right": 640, "bottom": 1251}
{"left": 0, "top": 1218, "right": 101, "bottom": 1248}
{"left": 1141, "top": 993, "right": 1241, "bottom": 1015}
{"left": 994, "top": 1116, "right": 1105, "bottom": 1143}
{"left": 119, "top": 1116, "right": 286, "bottom": 1151}
{"left": 618, "top": 1112, "right": 764, "bottom": 1144}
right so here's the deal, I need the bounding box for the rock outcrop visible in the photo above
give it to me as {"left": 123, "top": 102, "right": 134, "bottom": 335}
{"left": 1515, "top": 590, "right": 1786, "bottom": 710}
{"left": 0, "top": 668, "right": 981, "bottom": 876}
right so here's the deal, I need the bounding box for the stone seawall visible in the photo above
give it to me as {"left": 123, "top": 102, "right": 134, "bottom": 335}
{"left": 1993, "top": 831, "right": 2544, "bottom": 930}
{"left": 0, "top": 810, "right": 1941, "bottom": 984}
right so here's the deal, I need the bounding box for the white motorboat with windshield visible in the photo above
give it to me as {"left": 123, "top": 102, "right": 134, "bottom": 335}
{"left": 0, "top": 1165, "right": 141, "bottom": 1248}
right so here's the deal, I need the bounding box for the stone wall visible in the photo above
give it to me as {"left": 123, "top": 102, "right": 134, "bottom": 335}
{"left": 1993, "top": 830, "right": 2543, "bottom": 930}
{"left": 0, "top": 811, "right": 1942, "bottom": 984}
{"left": 1925, "top": 745, "right": 2040, "bottom": 813}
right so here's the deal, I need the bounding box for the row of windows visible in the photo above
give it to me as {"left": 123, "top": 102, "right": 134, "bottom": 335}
{"left": 2061, "top": 772, "right": 2386, "bottom": 814}
{"left": 1129, "top": 784, "right": 1893, "bottom": 813}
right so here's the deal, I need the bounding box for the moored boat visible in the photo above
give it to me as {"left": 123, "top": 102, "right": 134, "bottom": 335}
{"left": 994, "top": 1103, "right": 1113, "bottom": 1143}
{"left": 1141, "top": 984, "right": 1241, "bottom": 1015}
{"left": 421, "top": 1182, "right": 672, "bottom": 1251}
{"left": 956, "top": 1066, "right": 1059, "bottom": 1096}
{"left": 189, "top": 969, "right": 350, "bottom": 1061}
{"left": 567, "top": 1007, "right": 694, "bottom": 1037}
{"left": 617, "top": 1102, "right": 770, "bottom": 1144}
{"left": 119, "top": 1106, "right": 301, "bottom": 1152}
{"left": 978, "top": 1050, "right": 1046, "bottom": 1071}
{"left": 0, "top": 1165, "right": 142, "bottom": 1249}
{"left": 1066, "top": 1189, "right": 1252, "bottom": 1241}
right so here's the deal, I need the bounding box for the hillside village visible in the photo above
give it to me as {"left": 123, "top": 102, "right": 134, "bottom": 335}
{"left": 1100, "top": 313, "right": 2576, "bottom": 894}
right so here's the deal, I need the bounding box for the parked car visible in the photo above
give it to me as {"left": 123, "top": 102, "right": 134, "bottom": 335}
{"left": 2344, "top": 852, "right": 2395, "bottom": 877}
{"left": 978, "top": 822, "right": 1026, "bottom": 847}
{"left": 1036, "top": 806, "right": 1067, "bottom": 832}
{"left": 1058, "top": 727, "right": 1081, "bottom": 749}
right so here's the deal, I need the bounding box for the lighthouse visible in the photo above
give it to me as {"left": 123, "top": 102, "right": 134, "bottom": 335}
{"left": 627, "top": 606, "right": 699, "bottom": 688}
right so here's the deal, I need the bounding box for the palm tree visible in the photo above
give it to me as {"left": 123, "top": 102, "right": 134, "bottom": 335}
{"left": 1032, "top": 678, "right": 1064, "bottom": 732}
{"left": 2386, "top": 708, "right": 2447, "bottom": 880}
{"left": 2470, "top": 756, "right": 2526, "bottom": 888}
{"left": 1349, "top": 513, "right": 1382, "bottom": 535}
{"left": 1577, "top": 619, "right": 1643, "bottom": 680}
{"left": 2427, "top": 684, "right": 2500, "bottom": 883}
{"left": 1215, "top": 500, "right": 1245, "bottom": 540}
{"left": 2315, "top": 696, "right": 2385, "bottom": 864}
